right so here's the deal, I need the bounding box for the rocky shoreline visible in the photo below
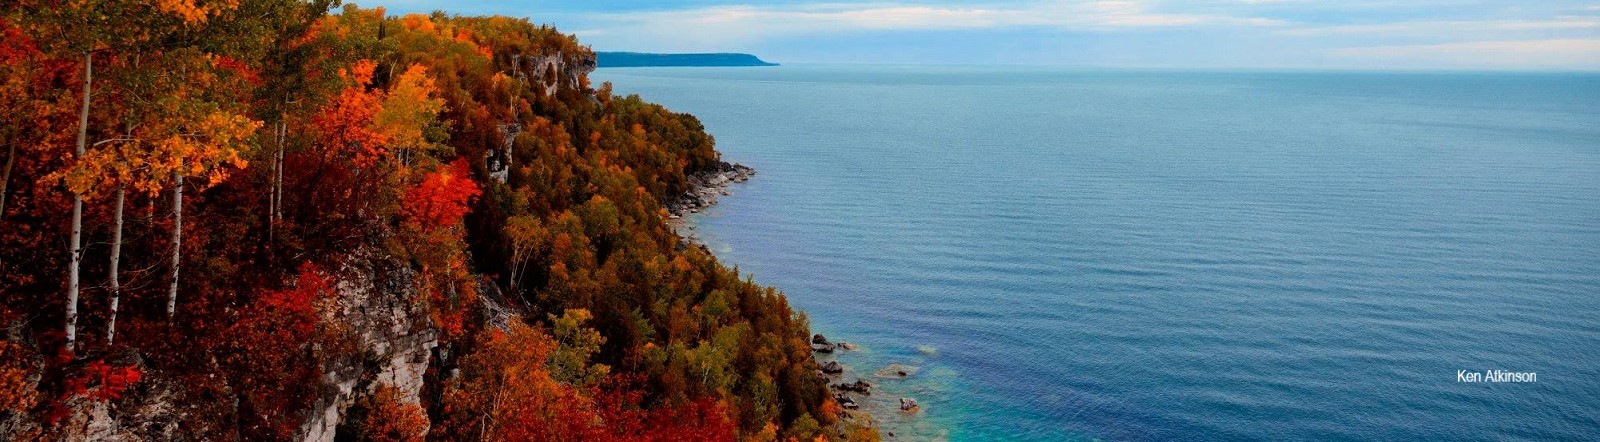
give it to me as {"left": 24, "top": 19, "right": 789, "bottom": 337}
{"left": 667, "top": 161, "right": 755, "bottom": 218}
{"left": 811, "top": 334, "right": 927, "bottom": 439}
{"left": 664, "top": 164, "right": 926, "bottom": 439}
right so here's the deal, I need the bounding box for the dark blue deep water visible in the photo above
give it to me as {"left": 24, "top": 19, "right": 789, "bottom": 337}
{"left": 593, "top": 66, "right": 1600, "bottom": 441}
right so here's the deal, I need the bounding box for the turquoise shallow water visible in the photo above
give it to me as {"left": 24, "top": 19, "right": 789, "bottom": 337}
{"left": 592, "top": 66, "right": 1600, "bottom": 441}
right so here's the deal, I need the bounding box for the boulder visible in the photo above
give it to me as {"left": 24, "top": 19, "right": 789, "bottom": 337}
{"left": 832, "top": 379, "right": 871, "bottom": 395}
{"left": 835, "top": 394, "right": 860, "bottom": 410}
{"left": 821, "top": 361, "right": 844, "bottom": 374}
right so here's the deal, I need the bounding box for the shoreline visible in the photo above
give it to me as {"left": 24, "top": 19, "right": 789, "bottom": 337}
{"left": 666, "top": 163, "right": 926, "bottom": 439}
{"left": 667, "top": 161, "right": 754, "bottom": 247}
{"left": 667, "top": 160, "right": 756, "bottom": 218}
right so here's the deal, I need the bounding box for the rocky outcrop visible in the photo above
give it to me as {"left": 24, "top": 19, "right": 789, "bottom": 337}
{"left": 510, "top": 51, "right": 596, "bottom": 97}
{"left": 487, "top": 122, "right": 521, "bottom": 184}
{"left": 297, "top": 251, "right": 437, "bottom": 442}
{"left": 667, "top": 161, "right": 755, "bottom": 217}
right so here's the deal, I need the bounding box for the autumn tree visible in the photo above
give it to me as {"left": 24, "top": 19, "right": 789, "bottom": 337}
{"left": 351, "top": 385, "right": 428, "bottom": 442}
{"left": 221, "top": 263, "right": 349, "bottom": 439}
{"left": 437, "top": 322, "right": 602, "bottom": 441}
{"left": 502, "top": 213, "right": 544, "bottom": 296}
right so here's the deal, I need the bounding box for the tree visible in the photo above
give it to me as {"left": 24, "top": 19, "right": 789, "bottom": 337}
{"left": 502, "top": 213, "right": 543, "bottom": 296}
{"left": 548, "top": 308, "right": 609, "bottom": 387}
{"left": 13, "top": 0, "right": 143, "bottom": 351}
{"left": 438, "top": 322, "right": 601, "bottom": 441}
{"left": 149, "top": 81, "right": 260, "bottom": 318}
{"left": 402, "top": 159, "right": 480, "bottom": 235}
{"left": 375, "top": 63, "right": 447, "bottom": 165}
{"left": 354, "top": 386, "right": 428, "bottom": 442}
{"left": 312, "top": 59, "right": 389, "bottom": 165}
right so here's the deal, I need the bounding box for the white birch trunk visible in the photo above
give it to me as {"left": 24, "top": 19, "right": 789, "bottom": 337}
{"left": 168, "top": 170, "right": 182, "bottom": 319}
{"left": 67, "top": 52, "right": 93, "bottom": 350}
{"left": 107, "top": 186, "right": 123, "bottom": 345}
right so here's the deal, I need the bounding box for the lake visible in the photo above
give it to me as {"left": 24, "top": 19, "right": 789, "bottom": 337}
{"left": 593, "top": 66, "right": 1600, "bottom": 441}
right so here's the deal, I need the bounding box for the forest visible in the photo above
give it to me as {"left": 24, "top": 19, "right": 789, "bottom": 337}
{"left": 0, "top": 1, "right": 873, "bottom": 440}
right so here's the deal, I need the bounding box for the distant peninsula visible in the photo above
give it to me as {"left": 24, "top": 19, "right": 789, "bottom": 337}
{"left": 597, "top": 51, "right": 779, "bottom": 67}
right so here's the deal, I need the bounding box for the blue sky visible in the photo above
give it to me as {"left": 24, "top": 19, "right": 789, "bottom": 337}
{"left": 374, "top": 0, "right": 1600, "bottom": 70}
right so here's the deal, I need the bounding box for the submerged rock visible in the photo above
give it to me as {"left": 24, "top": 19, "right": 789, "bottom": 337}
{"left": 900, "top": 398, "right": 919, "bottom": 411}
{"left": 874, "top": 363, "right": 920, "bottom": 378}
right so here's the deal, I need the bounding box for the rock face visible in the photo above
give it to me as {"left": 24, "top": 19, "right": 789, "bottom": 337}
{"left": 667, "top": 161, "right": 755, "bottom": 217}
{"left": 296, "top": 251, "right": 437, "bottom": 442}
{"left": 510, "top": 51, "right": 597, "bottom": 97}
{"left": 488, "top": 122, "right": 521, "bottom": 184}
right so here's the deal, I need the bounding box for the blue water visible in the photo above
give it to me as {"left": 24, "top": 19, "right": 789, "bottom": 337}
{"left": 593, "top": 66, "right": 1600, "bottom": 441}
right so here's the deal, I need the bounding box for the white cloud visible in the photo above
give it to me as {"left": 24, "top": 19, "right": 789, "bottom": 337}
{"left": 569, "top": 1, "right": 1287, "bottom": 51}
{"left": 1279, "top": 17, "right": 1600, "bottom": 36}
{"left": 1330, "top": 38, "right": 1600, "bottom": 68}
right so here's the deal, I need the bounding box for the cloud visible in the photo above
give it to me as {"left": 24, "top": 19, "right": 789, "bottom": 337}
{"left": 1330, "top": 38, "right": 1600, "bottom": 68}
{"left": 569, "top": 1, "right": 1287, "bottom": 50}
{"left": 1279, "top": 17, "right": 1600, "bottom": 37}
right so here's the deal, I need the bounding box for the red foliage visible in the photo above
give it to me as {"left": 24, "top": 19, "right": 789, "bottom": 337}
{"left": 594, "top": 376, "right": 738, "bottom": 442}
{"left": 70, "top": 361, "right": 142, "bottom": 402}
{"left": 0, "top": 21, "right": 40, "bottom": 61}
{"left": 213, "top": 54, "right": 263, "bottom": 87}
{"left": 222, "top": 263, "right": 340, "bottom": 439}
{"left": 402, "top": 159, "right": 480, "bottom": 235}
{"left": 46, "top": 359, "right": 143, "bottom": 426}
{"left": 438, "top": 323, "right": 601, "bottom": 441}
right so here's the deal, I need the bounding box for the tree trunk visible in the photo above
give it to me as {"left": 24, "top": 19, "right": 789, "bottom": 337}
{"left": 275, "top": 121, "right": 284, "bottom": 222}
{"left": 268, "top": 120, "right": 277, "bottom": 243}
{"left": 67, "top": 51, "right": 93, "bottom": 351}
{"left": 1, "top": 143, "right": 14, "bottom": 217}
{"left": 107, "top": 186, "right": 123, "bottom": 345}
{"left": 168, "top": 170, "right": 182, "bottom": 319}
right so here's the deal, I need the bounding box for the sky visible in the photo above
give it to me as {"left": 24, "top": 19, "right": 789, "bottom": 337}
{"left": 373, "top": 0, "right": 1600, "bottom": 70}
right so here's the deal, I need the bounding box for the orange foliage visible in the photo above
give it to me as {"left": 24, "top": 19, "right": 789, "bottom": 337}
{"left": 439, "top": 322, "right": 601, "bottom": 441}
{"left": 313, "top": 60, "right": 391, "bottom": 166}
{"left": 358, "top": 386, "right": 429, "bottom": 442}
{"left": 0, "top": 341, "right": 40, "bottom": 415}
